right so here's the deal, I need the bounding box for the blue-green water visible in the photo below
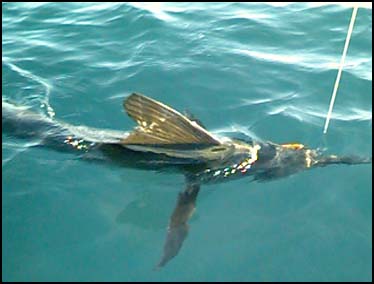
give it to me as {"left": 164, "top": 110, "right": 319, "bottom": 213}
{"left": 2, "top": 2, "right": 372, "bottom": 282}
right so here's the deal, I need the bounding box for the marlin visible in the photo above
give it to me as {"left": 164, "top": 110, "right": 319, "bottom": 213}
{"left": 2, "top": 93, "right": 372, "bottom": 268}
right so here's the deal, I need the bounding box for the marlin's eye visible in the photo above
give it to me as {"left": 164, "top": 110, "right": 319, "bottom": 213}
{"left": 211, "top": 147, "right": 226, "bottom": 152}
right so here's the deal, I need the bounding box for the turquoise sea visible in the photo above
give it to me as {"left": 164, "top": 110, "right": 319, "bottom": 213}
{"left": 2, "top": 2, "right": 372, "bottom": 282}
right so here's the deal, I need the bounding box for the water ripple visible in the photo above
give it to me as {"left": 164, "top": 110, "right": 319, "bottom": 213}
{"left": 268, "top": 104, "right": 372, "bottom": 125}
{"left": 2, "top": 57, "right": 55, "bottom": 118}
{"left": 233, "top": 48, "right": 372, "bottom": 80}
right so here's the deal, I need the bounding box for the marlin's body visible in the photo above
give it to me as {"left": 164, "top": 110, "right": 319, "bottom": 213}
{"left": 2, "top": 93, "right": 371, "bottom": 268}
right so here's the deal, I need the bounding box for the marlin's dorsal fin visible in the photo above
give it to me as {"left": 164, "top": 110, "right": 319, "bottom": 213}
{"left": 122, "top": 93, "right": 220, "bottom": 145}
{"left": 183, "top": 110, "right": 207, "bottom": 129}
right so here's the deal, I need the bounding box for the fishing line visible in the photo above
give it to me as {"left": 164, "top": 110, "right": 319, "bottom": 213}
{"left": 323, "top": 6, "right": 359, "bottom": 134}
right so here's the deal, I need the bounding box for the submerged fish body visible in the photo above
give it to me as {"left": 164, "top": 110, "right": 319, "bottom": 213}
{"left": 2, "top": 93, "right": 371, "bottom": 269}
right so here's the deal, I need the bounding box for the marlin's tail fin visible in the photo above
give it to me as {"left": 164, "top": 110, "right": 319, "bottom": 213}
{"left": 2, "top": 100, "right": 59, "bottom": 140}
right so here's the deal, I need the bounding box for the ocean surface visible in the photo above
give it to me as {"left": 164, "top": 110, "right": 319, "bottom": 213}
{"left": 2, "top": 2, "right": 372, "bottom": 282}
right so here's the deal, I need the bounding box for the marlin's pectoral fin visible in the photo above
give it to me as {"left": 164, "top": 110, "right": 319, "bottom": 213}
{"left": 122, "top": 93, "right": 220, "bottom": 146}
{"left": 156, "top": 182, "right": 200, "bottom": 269}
